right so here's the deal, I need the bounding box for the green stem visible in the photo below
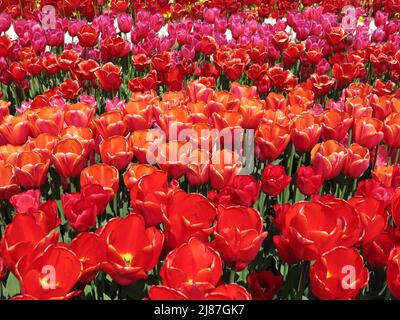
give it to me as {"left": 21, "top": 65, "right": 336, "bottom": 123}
{"left": 296, "top": 261, "right": 309, "bottom": 300}
{"left": 229, "top": 268, "right": 236, "bottom": 284}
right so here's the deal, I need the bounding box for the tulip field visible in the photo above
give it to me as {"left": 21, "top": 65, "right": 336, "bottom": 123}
{"left": 1, "top": 0, "right": 400, "bottom": 301}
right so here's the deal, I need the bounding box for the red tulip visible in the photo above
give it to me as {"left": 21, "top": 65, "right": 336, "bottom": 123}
{"left": 213, "top": 206, "right": 267, "bottom": 270}
{"left": 387, "top": 246, "right": 400, "bottom": 299}
{"left": 77, "top": 25, "right": 99, "bottom": 47}
{"left": 17, "top": 244, "right": 82, "bottom": 300}
{"left": 9, "top": 189, "right": 40, "bottom": 213}
{"left": 160, "top": 237, "right": 222, "bottom": 291}
{"left": 99, "top": 214, "right": 164, "bottom": 286}
{"left": 69, "top": 232, "right": 107, "bottom": 284}
{"left": 342, "top": 143, "right": 370, "bottom": 179}
{"left": 247, "top": 271, "right": 283, "bottom": 300}
{"left": 296, "top": 165, "right": 323, "bottom": 196}
{"left": 94, "top": 62, "right": 123, "bottom": 92}
{"left": 261, "top": 164, "right": 291, "bottom": 197}
{"left": 163, "top": 190, "right": 217, "bottom": 249}
{"left": 310, "top": 246, "right": 369, "bottom": 300}
{"left": 311, "top": 140, "right": 347, "bottom": 180}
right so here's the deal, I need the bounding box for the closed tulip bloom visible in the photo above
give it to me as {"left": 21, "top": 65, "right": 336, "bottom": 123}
{"left": 160, "top": 237, "right": 222, "bottom": 290}
{"left": 0, "top": 164, "right": 19, "bottom": 199}
{"left": 17, "top": 245, "right": 82, "bottom": 300}
{"left": 94, "top": 62, "right": 123, "bottom": 92}
{"left": 247, "top": 271, "right": 283, "bottom": 300}
{"left": 52, "top": 138, "right": 88, "bottom": 178}
{"left": 92, "top": 110, "right": 128, "bottom": 139}
{"left": 342, "top": 143, "right": 370, "bottom": 179}
{"left": 130, "top": 171, "right": 172, "bottom": 226}
{"left": 99, "top": 135, "right": 133, "bottom": 171}
{"left": 321, "top": 109, "right": 353, "bottom": 142}
{"left": 372, "top": 165, "right": 393, "bottom": 188}
{"left": 163, "top": 190, "right": 217, "bottom": 249}
{"left": 14, "top": 151, "right": 50, "bottom": 189}
{"left": 261, "top": 164, "right": 291, "bottom": 197}
{"left": 209, "top": 149, "right": 242, "bottom": 190}
{"left": 156, "top": 140, "right": 191, "bottom": 179}
{"left": 25, "top": 133, "right": 59, "bottom": 161}
{"left": 296, "top": 165, "right": 323, "bottom": 196}
{"left": 238, "top": 98, "right": 265, "bottom": 129}
{"left": 311, "top": 140, "right": 347, "bottom": 180}
{"left": 99, "top": 214, "right": 164, "bottom": 286}
{"left": 310, "top": 247, "right": 369, "bottom": 300}
{"left": 0, "top": 114, "right": 30, "bottom": 145}
{"left": 63, "top": 102, "right": 95, "bottom": 128}
{"left": 363, "top": 227, "right": 399, "bottom": 269}
{"left": 353, "top": 116, "right": 384, "bottom": 149}
{"left": 290, "top": 113, "right": 322, "bottom": 153}
{"left": 255, "top": 123, "right": 290, "bottom": 161}
{"left": 123, "top": 163, "right": 159, "bottom": 190}
{"left": 123, "top": 100, "right": 153, "bottom": 131}
{"left": 349, "top": 196, "right": 387, "bottom": 245}
{"left": 383, "top": 113, "right": 400, "bottom": 148}
{"left": 186, "top": 149, "right": 210, "bottom": 186}
{"left": 77, "top": 25, "right": 99, "bottom": 47}
{"left": 80, "top": 164, "right": 119, "bottom": 200}
{"left": 60, "top": 126, "right": 95, "bottom": 155}
{"left": 9, "top": 189, "right": 40, "bottom": 213}
{"left": 213, "top": 206, "right": 267, "bottom": 271}
{"left": 27, "top": 107, "right": 64, "bottom": 137}
{"left": 62, "top": 192, "right": 98, "bottom": 232}
{"left": 129, "top": 129, "right": 163, "bottom": 164}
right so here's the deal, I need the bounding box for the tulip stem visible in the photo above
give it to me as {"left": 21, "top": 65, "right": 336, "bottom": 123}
{"left": 395, "top": 148, "right": 400, "bottom": 165}
{"left": 229, "top": 268, "right": 236, "bottom": 283}
{"left": 296, "top": 261, "right": 309, "bottom": 300}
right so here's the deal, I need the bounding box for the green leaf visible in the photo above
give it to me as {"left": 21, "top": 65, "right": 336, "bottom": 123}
{"left": 5, "top": 273, "right": 20, "bottom": 298}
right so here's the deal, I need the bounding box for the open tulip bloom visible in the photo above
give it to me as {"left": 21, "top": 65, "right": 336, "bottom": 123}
{"left": 0, "top": 0, "right": 400, "bottom": 302}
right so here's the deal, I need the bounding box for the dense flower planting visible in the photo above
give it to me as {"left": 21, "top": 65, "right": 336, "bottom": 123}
{"left": 0, "top": 0, "right": 400, "bottom": 300}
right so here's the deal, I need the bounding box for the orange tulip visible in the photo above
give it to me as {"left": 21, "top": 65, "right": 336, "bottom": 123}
{"left": 0, "top": 164, "right": 20, "bottom": 199}
{"left": 288, "top": 87, "right": 314, "bottom": 115}
{"left": 0, "top": 115, "right": 30, "bottom": 145}
{"left": 27, "top": 106, "right": 64, "bottom": 137}
{"left": 238, "top": 98, "right": 265, "bottom": 129}
{"left": 92, "top": 110, "right": 128, "bottom": 139}
{"left": 99, "top": 135, "right": 133, "bottom": 171}
{"left": 383, "top": 113, "right": 400, "bottom": 148}
{"left": 265, "top": 92, "right": 287, "bottom": 112}
{"left": 80, "top": 164, "right": 119, "bottom": 199}
{"left": 353, "top": 116, "right": 384, "bottom": 149}
{"left": 209, "top": 149, "right": 242, "bottom": 189}
{"left": 14, "top": 151, "right": 50, "bottom": 188}
{"left": 187, "top": 101, "right": 208, "bottom": 123}
{"left": 255, "top": 123, "right": 290, "bottom": 161}
{"left": 156, "top": 140, "right": 191, "bottom": 179}
{"left": 321, "top": 109, "right": 353, "bottom": 142}
{"left": 290, "top": 113, "right": 321, "bottom": 153}
{"left": 0, "top": 144, "right": 23, "bottom": 164}
{"left": 128, "top": 129, "right": 162, "bottom": 164}
{"left": 370, "top": 94, "right": 393, "bottom": 121}
{"left": 123, "top": 100, "right": 153, "bottom": 131}
{"left": 155, "top": 107, "right": 191, "bottom": 140}
{"left": 123, "top": 163, "right": 159, "bottom": 190}
{"left": 311, "top": 140, "right": 347, "bottom": 180}
{"left": 63, "top": 102, "right": 95, "bottom": 127}
{"left": 24, "top": 133, "right": 59, "bottom": 161}
{"left": 60, "top": 126, "right": 95, "bottom": 154}
{"left": 52, "top": 138, "right": 88, "bottom": 178}
{"left": 372, "top": 165, "right": 393, "bottom": 188}
{"left": 342, "top": 143, "right": 370, "bottom": 179}
{"left": 186, "top": 148, "right": 210, "bottom": 186}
